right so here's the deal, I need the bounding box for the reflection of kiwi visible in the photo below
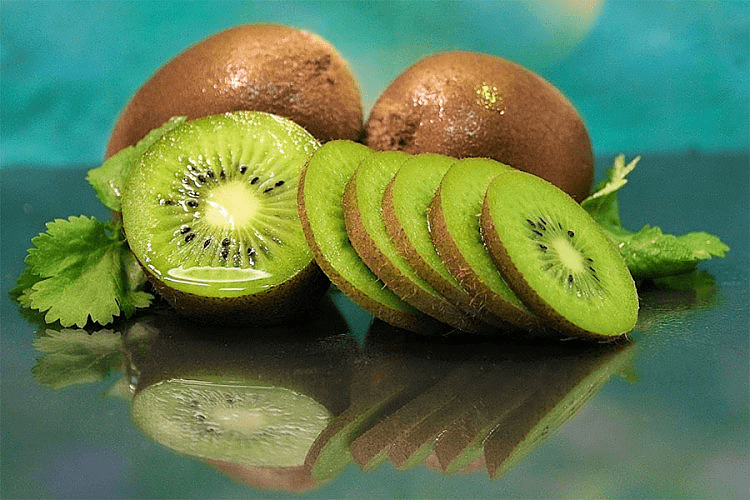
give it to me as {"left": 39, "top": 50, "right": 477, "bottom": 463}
{"left": 125, "top": 299, "right": 356, "bottom": 469}
{"left": 343, "top": 151, "right": 482, "bottom": 333}
{"left": 122, "top": 111, "right": 329, "bottom": 325}
{"left": 382, "top": 153, "right": 490, "bottom": 326}
{"left": 480, "top": 170, "right": 638, "bottom": 340}
{"left": 482, "top": 341, "right": 636, "bottom": 478}
{"left": 428, "top": 158, "right": 541, "bottom": 331}
{"left": 298, "top": 140, "right": 443, "bottom": 334}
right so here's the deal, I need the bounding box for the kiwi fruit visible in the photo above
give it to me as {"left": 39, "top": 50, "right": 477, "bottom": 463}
{"left": 364, "top": 51, "right": 593, "bottom": 202}
{"left": 381, "top": 153, "right": 488, "bottom": 323}
{"left": 342, "top": 151, "right": 484, "bottom": 333}
{"left": 106, "top": 24, "right": 363, "bottom": 157}
{"left": 298, "top": 140, "right": 442, "bottom": 334}
{"left": 428, "top": 158, "right": 541, "bottom": 332}
{"left": 480, "top": 170, "right": 639, "bottom": 340}
{"left": 121, "top": 111, "right": 329, "bottom": 325}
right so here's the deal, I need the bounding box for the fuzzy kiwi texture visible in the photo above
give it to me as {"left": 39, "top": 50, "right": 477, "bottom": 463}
{"left": 480, "top": 170, "right": 638, "bottom": 340}
{"left": 365, "top": 51, "right": 594, "bottom": 202}
{"left": 106, "top": 24, "right": 363, "bottom": 157}
{"left": 122, "top": 111, "right": 329, "bottom": 325}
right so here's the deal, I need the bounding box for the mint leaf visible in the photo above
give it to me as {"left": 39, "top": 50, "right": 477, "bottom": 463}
{"left": 17, "top": 216, "right": 153, "bottom": 327}
{"left": 583, "top": 155, "right": 729, "bottom": 280}
{"left": 32, "top": 328, "right": 125, "bottom": 389}
{"left": 87, "top": 116, "right": 186, "bottom": 211}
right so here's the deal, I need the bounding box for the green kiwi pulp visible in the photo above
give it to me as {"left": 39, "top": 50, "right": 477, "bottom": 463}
{"left": 122, "top": 111, "right": 328, "bottom": 325}
{"left": 382, "top": 154, "right": 491, "bottom": 326}
{"left": 480, "top": 170, "right": 638, "bottom": 339}
{"left": 298, "top": 140, "right": 441, "bottom": 334}
{"left": 131, "top": 378, "right": 332, "bottom": 467}
{"left": 428, "top": 158, "right": 541, "bottom": 331}
{"left": 343, "top": 151, "right": 484, "bottom": 333}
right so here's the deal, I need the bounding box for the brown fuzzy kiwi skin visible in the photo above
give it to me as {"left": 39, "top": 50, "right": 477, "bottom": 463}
{"left": 427, "top": 184, "right": 544, "bottom": 334}
{"left": 479, "top": 200, "right": 630, "bottom": 342}
{"left": 296, "top": 148, "right": 445, "bottom": 336}
{"left": 364, "top": 51, "right": 593, "bottom": 202}
{"left": 381, "top": 176, "right": 495, "bottom": 334}
{"left": 342, "top": 170, "right": 486, "bottom": 334}
{"left": 106, "top": 24, "right": 363, "bottom": 157}
{"left": 140, "top": 261, "right": 331, "bottom": 326}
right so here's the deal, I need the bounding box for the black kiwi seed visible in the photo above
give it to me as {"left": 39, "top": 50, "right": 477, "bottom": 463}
{"left": 185, "top": 233, "right": 196, "bottom": 243}
{"left": 187, "top": 200, "right": 199, "bottom": 208}
{"left": 197, "top": 174, "right": 207, "bottom": 183}
{"left": 221, "top": 238, "right": 231, "bottom": 247}
{"left": 250, "top": 176, "right": 260, "bottom": 185}
{"left": 263, "top": 187, "right": 274, "bottom": 193}
{"left": 275, "top": 180, "right": 285, "bottom": 187}
{"left": 203, "top": 239, "right": 211, "bottom": 249}
{"left": 180, "top": 225, "right": 191, "bottom": 234}
{"left": 187, "top": 190, "right": 200, "bottom": 198}
{"left": 239, "top": 165, "right": 248, "bottom": 174}
{"left": 567, "top": 230, "right": 575, "bottom": 238}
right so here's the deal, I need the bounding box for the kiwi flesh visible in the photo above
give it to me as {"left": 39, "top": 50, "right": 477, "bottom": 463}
{"left": 298, "top": 140, "right": 441, "bottom": 334}
{"left": 343, "top": 151, "right": 484, "bottom": 333}
{"left": 122, "top": 111, "right": 329, "bottom": 325}
{"left": 480, "top": 170, "right": 638, "bottom": 340}
{"left": 428, "top": 158, "right": 541, "bottom": 332}
{"left": 382, "top": 153, "right": 490, "bottom": 325}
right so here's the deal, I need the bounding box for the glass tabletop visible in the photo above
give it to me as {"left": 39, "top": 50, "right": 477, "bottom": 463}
{"left": 1, "top": 151, "right": 747, "bottom": 499}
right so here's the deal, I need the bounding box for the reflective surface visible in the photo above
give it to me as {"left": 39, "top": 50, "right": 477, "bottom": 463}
{"left": 1, "top": 152, "right": 748, "bottom": 498}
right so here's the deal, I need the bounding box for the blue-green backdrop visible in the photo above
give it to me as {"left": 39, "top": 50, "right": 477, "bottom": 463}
{"left": 1, "top": 0, "right": 748, "bottom": 169}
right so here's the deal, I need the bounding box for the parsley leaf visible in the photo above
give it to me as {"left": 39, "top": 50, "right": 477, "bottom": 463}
{"left": 582, "top": 155, "right": 729, "bottom": 280}
{"left": 87, "top": 116, "right": 186, "bottom": 211}
{"left": 16, "top": 216, "right": 153, "bottom": 327}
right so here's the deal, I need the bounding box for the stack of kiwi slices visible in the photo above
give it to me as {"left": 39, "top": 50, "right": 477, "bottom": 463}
{"left": 299, "top": 140, "right": 638, "bottom": 341}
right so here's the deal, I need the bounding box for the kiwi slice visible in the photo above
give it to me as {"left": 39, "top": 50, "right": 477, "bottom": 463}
{"left": 298, "top": 140, "right": 441, "bottom": 334}
{"left": 428, "top": 158, "right": 541, "bottom": 331}
{"left": 131, "top": 378, "right": 332, "bottom": 467}
{"left": 343, "top": 151, "right": 484, "bottom": 333}
{"left": 382, "top": 153, "right": 490, "bottom": 326}
{"left": 480, "top": 170, "right": 639, "bottom": 339}
{"left": 121, "top": 111, "right": 328, "bottom": 325}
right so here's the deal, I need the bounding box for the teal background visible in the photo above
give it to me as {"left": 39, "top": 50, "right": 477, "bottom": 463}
{"left": 1, "top": 0, "right": 748, "bottom": 168}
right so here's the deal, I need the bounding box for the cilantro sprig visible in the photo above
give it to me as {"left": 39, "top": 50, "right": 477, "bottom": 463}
{"left": 13, "top": 217, "right": 152, "bottom": 327}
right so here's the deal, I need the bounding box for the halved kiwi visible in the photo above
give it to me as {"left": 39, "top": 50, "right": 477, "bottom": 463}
{"left": 121, "top": 111, "right": 329, "bottom": 325}
{"left": 297, "top": 140, "right": 441, "bottom": 334}
{"left": 343, "top": 151, "right": 484, "bottom": 333}
{"left": 480, "top": 170, "right": 639, "bottom": 340}
{"left": 428, "top": 158, "right": 541, "bottom": 331}
{"left": 382, "top": 153, "right": 490, "bottom": 325}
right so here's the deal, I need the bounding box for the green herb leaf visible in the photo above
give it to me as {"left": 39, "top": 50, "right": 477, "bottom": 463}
{"left": 16, "top": 216, "right": 153, "bottom": 327}
{"left": 32, "top": 328, "right": 125, "bottom": 389}
{"left": 583, "top": 155, "right": 729, "bottom": 280}
{"left": 87, "top": 116, "right": 186, "bottom": 211}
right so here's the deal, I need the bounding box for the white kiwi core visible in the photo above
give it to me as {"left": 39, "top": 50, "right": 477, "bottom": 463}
{"left": 204, "top": 181, "right": 261, "bottom": 230}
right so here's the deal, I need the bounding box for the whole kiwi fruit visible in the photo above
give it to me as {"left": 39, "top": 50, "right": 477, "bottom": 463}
{"left": 364, "top": 51, "right": 594, "bottom": 202}
{"left": 106, "top": 23, "right": 363, "bottom": 157}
